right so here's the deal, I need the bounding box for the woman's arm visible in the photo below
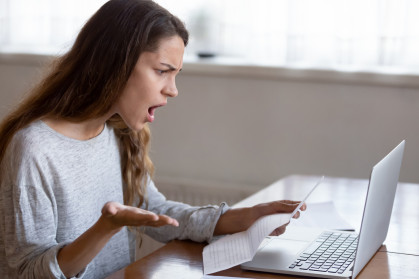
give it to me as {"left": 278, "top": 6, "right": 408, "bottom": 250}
{"left": 140, "top": 180, "right": 229, "bottom": 243}
{"left": 213, "top": 200, "right": 305, "bottom": 236}
{"left": 57, "top": 199, "right": 305, "bottom": 277}
{"left": 57, "top": 202, "right": 178, "bottom": 278}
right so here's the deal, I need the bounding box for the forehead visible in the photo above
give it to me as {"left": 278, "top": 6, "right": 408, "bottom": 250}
{"left": 139, "top": 36, "right": 185, "bottom": 67}
{"left": 155, "top": 35, "right": 185, "bottom": 53}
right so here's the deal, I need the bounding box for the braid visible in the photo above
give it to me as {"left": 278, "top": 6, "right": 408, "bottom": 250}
{"left": 107, "top": 115, "right": 154, "bottom": 208}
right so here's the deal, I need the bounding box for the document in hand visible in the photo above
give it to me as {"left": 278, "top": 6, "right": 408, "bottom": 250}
{"left": 202, "top": 177, "right": 324, "bottom": 275}
{"left": 289, "top": 201, "right": 355, "bottom": 231}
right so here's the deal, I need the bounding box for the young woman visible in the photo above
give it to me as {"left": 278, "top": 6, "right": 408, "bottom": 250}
{"left": 0, "top": 0, "right": 304, "bottom": 278}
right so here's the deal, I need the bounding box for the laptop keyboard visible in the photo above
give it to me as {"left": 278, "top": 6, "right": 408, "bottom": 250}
{"left": 288, "top": 231, "right": 358, "bottom": 274}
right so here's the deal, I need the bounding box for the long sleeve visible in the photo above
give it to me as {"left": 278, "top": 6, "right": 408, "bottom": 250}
{"left": 0, "top": 121, "right": 132, "bottom": 279}
{"left": 0, "top": 140, "right": 84, "bottom": 279}
{"left": 1, "top": 185, "right": 73, "bottom": 278}
{"left": 141, "top": 179, "right": 229, "bottom": 243}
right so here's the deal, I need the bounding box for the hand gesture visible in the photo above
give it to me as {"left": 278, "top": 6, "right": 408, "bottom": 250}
{"left": 100, "top": 201, "right": 179, "bottom": 232}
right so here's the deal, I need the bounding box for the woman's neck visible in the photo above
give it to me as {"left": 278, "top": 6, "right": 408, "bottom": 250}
{"left": 42, "top": 116, "right": 109, "bottom": 141}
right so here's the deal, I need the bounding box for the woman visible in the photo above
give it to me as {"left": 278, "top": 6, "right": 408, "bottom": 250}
{"left": 0, "top": 0, "right": 304, "bottom": 278}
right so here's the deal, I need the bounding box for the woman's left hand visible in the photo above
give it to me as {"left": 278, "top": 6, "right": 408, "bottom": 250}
{"left": 214, "top": 200, "right": 306, "bottom": 236}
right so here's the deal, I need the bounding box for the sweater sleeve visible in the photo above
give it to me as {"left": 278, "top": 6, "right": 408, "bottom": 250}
{"left": 141, "top": 179, "right": 230, "bottom": 243}
{"left": 0, "top": 139, "right": 87, "bottom": 279}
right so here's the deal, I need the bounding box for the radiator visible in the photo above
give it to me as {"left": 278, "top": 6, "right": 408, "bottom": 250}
{"left": 135, "top": 177, "right": 257, "bottom": 259}
{"left": 156, "top": 176, "right": 256, "bottom": 206}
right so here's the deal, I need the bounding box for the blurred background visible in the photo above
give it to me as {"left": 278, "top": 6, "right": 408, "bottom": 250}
{"left": 2, "top": 0, "right": 419, "bottom": 71}
{"left": 1, "top": 0, "right": 419, "bottom": 202}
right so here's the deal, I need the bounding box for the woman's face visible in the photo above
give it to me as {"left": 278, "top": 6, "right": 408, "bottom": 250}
{"left": 113, "top": 35, "right": 185, "bottom": 131}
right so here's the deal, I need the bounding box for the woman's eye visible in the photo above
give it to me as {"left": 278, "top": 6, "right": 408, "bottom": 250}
{"left": 156, "top": 69, "right": 168, "bottom": 75}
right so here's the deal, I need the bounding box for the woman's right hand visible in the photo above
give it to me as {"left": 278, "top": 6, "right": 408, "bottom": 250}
{"left": 100, "top": 201, "right": 179, "bottom": 233}
{"left": 57, "top": 201, "right": 177, "bottom": 277}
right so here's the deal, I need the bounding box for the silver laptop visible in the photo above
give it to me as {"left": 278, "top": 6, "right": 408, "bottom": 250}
{"left": 241, "top": 140, "right": 405, "bottom": 279}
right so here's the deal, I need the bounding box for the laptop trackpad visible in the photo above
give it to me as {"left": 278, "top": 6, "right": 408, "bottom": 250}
{"left": 243, "top": 238, "right": 308, "bottom": 269}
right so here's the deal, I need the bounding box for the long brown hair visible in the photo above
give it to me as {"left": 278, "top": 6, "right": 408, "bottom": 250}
{"left": 0, "top": 0, "right": 188, "bottom": 208}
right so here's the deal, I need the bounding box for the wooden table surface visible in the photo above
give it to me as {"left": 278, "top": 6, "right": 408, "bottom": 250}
{"left": 107, "top": 175, "right": 419, "bottom": 279}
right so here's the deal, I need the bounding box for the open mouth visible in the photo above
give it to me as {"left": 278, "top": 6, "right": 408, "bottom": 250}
{"left": 148, "top": 105, "right": 161, "bottom": 115}
{"left": 147, "top": 104, "right": 165, "bottom": 122}
{"left": 148, "top": 106, "right": 156, "bottom": 116}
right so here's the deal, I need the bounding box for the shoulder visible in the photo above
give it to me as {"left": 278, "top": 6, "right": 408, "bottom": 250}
{"left": 1, "top": 122, "right": 45, "bottom": 187}
{"left": 8, "top": 121, "right": 52, "bottom": 159}
{"left": 1, "top": 121, "right": 52, "bottom": 178}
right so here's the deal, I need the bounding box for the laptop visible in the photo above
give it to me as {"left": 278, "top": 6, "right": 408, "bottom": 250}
{"left": 241, "top": 140, "right": 405, "bottom": 279}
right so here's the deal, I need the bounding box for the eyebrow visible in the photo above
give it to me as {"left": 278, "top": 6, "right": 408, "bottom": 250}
{"left": 160, "top": 63, "right": 182, "bottom": 72}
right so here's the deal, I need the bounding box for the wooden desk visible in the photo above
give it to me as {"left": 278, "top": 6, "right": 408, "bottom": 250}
{"left": 107, "top": 175, "right": 419, "bottom": 279}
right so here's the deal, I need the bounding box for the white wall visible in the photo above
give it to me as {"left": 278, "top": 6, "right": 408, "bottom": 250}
{"left": 1, "top": 54, "right": 418, "bottom": 189}
{"left": 0, "top": 55, "right": 52, "bottom": 118}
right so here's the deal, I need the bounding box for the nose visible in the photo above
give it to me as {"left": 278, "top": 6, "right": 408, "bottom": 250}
{"left": 163, "top": 77, "right": 178, "bottom": 98}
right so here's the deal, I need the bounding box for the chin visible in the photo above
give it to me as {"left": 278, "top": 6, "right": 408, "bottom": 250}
{"left": 121, "top": 119, "right": 145, "bottom": 132}
{"left": 130, "top": 124, "right": 145, "bottom": 132}
{"left": 132, "top": 121, "right": 147, "bottom": 132}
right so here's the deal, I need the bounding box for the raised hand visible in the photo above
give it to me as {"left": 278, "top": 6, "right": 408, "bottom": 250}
{"left": 100, "top": 201, "right": 179, "bottom": 232}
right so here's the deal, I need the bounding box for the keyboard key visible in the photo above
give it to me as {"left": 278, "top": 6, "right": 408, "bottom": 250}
{"left": 299, "top": 262, "right": 313, "bottom": 270}
{"left": 309, "top": 267, "right": 321, "bottom": 271}
{"left": 304, "top": 242, "right": 322, "bottom": 254}
{"left": 328, "top": 268, "right": 339, "bottom": 273}
{"left": 338, "top": 270, "right": 345, "bottom": 274}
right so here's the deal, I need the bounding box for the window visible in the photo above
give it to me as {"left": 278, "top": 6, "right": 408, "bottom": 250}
{"left": 0, "top": 0, "right": 106, "bottom": 54}
{"left": 1, "top": 0, "right": 419, "bottom": 73}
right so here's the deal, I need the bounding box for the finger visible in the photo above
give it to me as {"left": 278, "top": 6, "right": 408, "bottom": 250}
{"left": 279, "top": 200, "right": 301, "bottom": 205}
{"left": 155, "top": 215, "right": 179, "bottom": 227}
{"left": 137, "top": 211, "right": 160, "bottom": 222}
{"left": 113, "top": 206, "right": 159, "bottom": 226}
{"left": 272, "top": 200, "right": 302, "bottom": 213}
{"left": 123, "top": 206, "right": 157, "bottom": 219}
{"left": 142, "top": 215, "right": 179, "bottom": 227}
{"left": 279, "top": 200, "right": 307, "bottom": 213}
{"left": 292, "top": 210, "right": 300, "bottom": 219}
{"left": 269, "top": 223, "right": 288, "bottom": 236}
{"left": 102, "top": 201, "right": 122, "bottom": 217}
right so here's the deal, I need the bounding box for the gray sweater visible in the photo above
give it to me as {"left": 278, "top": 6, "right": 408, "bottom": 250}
{"left": 0, "top": 121, "right": 228, "bottom": 279}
